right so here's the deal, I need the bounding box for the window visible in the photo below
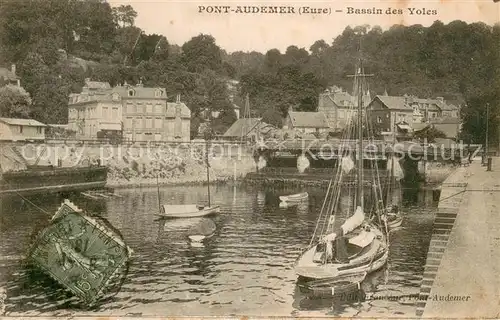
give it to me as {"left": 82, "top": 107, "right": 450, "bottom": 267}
{"left": 19, "top": 125, "right": 23, "bottom": 133}
{"left": 36, "top": 127, "right": 42, "bottom": 134}
{"left": 137, "top": 117, "right": 144, "bottom": 128}
{"left": 155, "top": 89, "right": 162, "bottom": 97}
{"left": 145, "top": 117, "right": 153, "bottom": 128}
{"left": 155, "top": 133, "right": 162, "bottom": 141}
{"left": 125, "top": 117, "right": 133, "bottom": 128}
{"left": 112, "top": 107, "right": 118, "bottom": 119}
{"left": 136, "top": 104, "right": 143, "bottom": 114}
{"left": 377, "top": 116, "right": 382, "bottom": 123}
{"left": 155, "top": 104, "right": 163, "bottom": 113}
{"left": 154, "top": 117, "right": 162, "bottom": 128}
{"left": 338, "top": 110, "right": 345, "bottom": 119}
{"left": 127, "top": 104, "right": 134, "bottom": 113}
{"left": 146, "top": 104, "right": 153, "bottom": 113}
{"left": 103, "top": 107, "right": 109, "bottom": 118}
{"left": 128, "top": 89, "right": 135, "bottom": 97}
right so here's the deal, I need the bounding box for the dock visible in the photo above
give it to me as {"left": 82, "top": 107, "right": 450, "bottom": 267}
{"left": 416, "top": 158, "right": 500, "bottom": 318}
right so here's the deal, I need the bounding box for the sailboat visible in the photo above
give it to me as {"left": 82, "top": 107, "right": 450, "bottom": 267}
{"left": 294, "top": 57, "right": 389, "bottom": 285}
{"left": 156, "top": 137, "right": 220, "bottom": 219}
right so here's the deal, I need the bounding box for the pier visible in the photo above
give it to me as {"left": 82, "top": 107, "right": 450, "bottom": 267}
{"left": 417, "top": 158, "right": 500, "bottom": 318}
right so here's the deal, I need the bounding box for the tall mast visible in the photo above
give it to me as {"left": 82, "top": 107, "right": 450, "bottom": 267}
{"left": 347, "top": 53, "right": 373, "bottom": 209}
{"left": 357, "top": 66, "right": 364, "bottom": 209}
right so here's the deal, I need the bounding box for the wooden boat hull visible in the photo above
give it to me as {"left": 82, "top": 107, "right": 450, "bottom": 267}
{"left": 295, "top": 224, "right": 389, "bottom": 281}
{"left": 298, "top": 272, "right": 366, "bottom": 297}
{"left": 156, "top": 206, "right": 220, "bottom": 219}
{"left": 0, "top": 166, "right": 108, "bottom": 196}
{"left": 279, "top": 192, "right": 309, "bottom": 203}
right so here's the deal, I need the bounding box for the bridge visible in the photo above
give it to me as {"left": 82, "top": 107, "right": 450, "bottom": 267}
{"left": 246, "top": 139, "right": 480, "bottom": 186}
{"left": 252, "top": 138, "right": 478, "bottom": 162}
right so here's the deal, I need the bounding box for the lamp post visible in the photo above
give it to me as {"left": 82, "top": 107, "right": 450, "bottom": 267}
{"left": 486, "top": 103, "right": 492, "bottom": 171}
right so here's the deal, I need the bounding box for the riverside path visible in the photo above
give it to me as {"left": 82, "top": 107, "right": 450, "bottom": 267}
{"left": 416, "top": 158, "right": 500, "bottom": 318}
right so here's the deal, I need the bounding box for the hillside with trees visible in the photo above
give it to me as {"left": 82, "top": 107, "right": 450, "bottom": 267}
{"left": 0, "top": 0, "right": 498, "bottom": 144}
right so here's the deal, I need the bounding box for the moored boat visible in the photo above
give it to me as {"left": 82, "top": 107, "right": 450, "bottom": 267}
{"left": 279, "top": 192, "right": 308, "bottom": 203}
{"left": 156, "top": 131, "right": 220, "bottom": 219}
{"left": 297, "top": 271, "right": 367, "bottom": 297}
{"left": 157, "top": 204, "right": 220, "bottom": 219}
{"left": 294, "top": 56, "right": 389, "bottom": 284}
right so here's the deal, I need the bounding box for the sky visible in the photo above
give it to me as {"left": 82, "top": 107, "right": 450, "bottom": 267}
{"left": 107, "top": 0, "right": 500, "bottom": 53}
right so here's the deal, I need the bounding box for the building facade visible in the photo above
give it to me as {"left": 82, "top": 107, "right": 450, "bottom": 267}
{"left": 284, "top": 111, "right": 329, "bottom": 134}
{"left": 0, "top": 117, "right": 46, "bottom": 141}
{"left": 317, "top": 86, "right": 371, "bottom": 130}
{"left": 0, "top": 65, "right": 20, "bottom": 87}
{"left": 68, "top": 80, "right": 191, "bottom": 142}
{"left": 367, "top": 95, "right": 414, "bottom": 133}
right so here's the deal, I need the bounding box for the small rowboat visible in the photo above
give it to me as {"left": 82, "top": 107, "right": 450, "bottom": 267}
{"left": 156, "top": 204, "right": 220, "bottom": 219}
{"left": 297, "top": 272, "right": 366, "bottom": 298}
{"left": 279, "top": 192, "right": 309, "bottom": 203}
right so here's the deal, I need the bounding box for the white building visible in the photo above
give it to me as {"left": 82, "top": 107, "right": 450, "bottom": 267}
{"left": 0, "top": 117, "right": 46, "bottom": 141}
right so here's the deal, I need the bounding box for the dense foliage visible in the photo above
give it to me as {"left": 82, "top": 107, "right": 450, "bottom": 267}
{"left": 0, "top": 0, "right": 498, "bottom": 144}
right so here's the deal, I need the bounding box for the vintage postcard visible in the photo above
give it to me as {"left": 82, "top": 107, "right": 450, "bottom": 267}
{"left": 0, "top": 0, "right": 499, "bottom": 318}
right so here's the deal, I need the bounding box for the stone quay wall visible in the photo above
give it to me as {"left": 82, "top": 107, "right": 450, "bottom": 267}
{"left": 1, "top": 141, "right": 256, "bottom": 188}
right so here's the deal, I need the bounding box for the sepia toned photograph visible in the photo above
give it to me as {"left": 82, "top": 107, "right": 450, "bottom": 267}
{"left": 0, "top": 0, "right": 499, "bottom": 318}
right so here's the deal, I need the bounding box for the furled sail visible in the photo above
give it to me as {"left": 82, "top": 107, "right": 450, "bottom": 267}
{"left": 387, "top": 156, "right": 404, "bottom": 181}
{"left": 341, "top": 156, "right": 355, "bottom": 174}
{"left": 340, "top": 206, "right": 365, "bottom": 234}
{"left": 297, "top": 154, "right": 310, "bottom": 173}
{"left": 257, "top": 156, "right": 267, "bottom": 170}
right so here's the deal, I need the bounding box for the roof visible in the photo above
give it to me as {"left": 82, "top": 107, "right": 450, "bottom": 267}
{"left": 83, "top": 79, "right": 111, "bottom": 90}
{"left": 69, "top": 92, "right": 122, "bottom": 105}
{"left": 412, "top": 123, "right": 430, "bottom": 132}
{"left": 433, "top": 123, "right": 459, "bottom": 139}
{"left": 323, "top": 90, "right": 371, "bottom": 108}
{"left": 112, "top": 85, "right": 167, "bottom": 100}
{"left": 0, "top": 67, "right": 19, "bottom": 81}
{"left": 165, "top": 102, "right": 191, "bottom": 118}
{"left": 397, "top": 123, "right": 412, "bottom": 131}
{"left": 429, "top": 117, "right": 461, "bottom": 124}
{"left": 288, "top": 112, "right": 329, "bottom": 128}
{"left": 0, "top": 117, "right": 46, "bottom": 127}
{"left": 374, "top": 95, "right": 413, "bottom": 111}
{"left": 223, "top": 118, "right": 262, "bottom": 137}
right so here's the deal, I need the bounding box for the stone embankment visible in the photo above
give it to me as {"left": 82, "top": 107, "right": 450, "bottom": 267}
{"left": 418, "top": 162, "right": 457, "bottom": 185}
{"left": 2, "top": 141, "right": 256, "bottom": 188}
{"left": 416, "top": 158, "right": 500, "bottom": 318}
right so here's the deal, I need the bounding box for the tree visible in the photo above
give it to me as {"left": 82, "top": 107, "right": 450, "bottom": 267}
{"left": 112, "top": 5, "right": 138, "bottom": 27}
{"left": 181, "top": 34, "right": 223, "bottom": 73}
{"left": 261, "top": 109, "right": 283, "bottom": 128}
{"left": 0, "top": 85, "right": 32, "bottom": 118}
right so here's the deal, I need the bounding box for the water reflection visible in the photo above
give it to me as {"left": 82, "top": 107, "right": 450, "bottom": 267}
{"left": 0, "top": 184, "right": 437, "bottom": 317}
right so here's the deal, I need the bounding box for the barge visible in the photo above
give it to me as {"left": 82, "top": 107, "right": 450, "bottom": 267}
{"left": 0, "top": 165, "right": 108, "bottom": 196}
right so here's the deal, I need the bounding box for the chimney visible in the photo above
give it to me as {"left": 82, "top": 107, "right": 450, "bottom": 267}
{"left": 11, "top": 64, "right": 16, "bottom": 75}
{"left": 176, "top": 94, "right": 181, "bottom": 103}
{"left": 136, "top": 78, "right": 143, "bottom": 87}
